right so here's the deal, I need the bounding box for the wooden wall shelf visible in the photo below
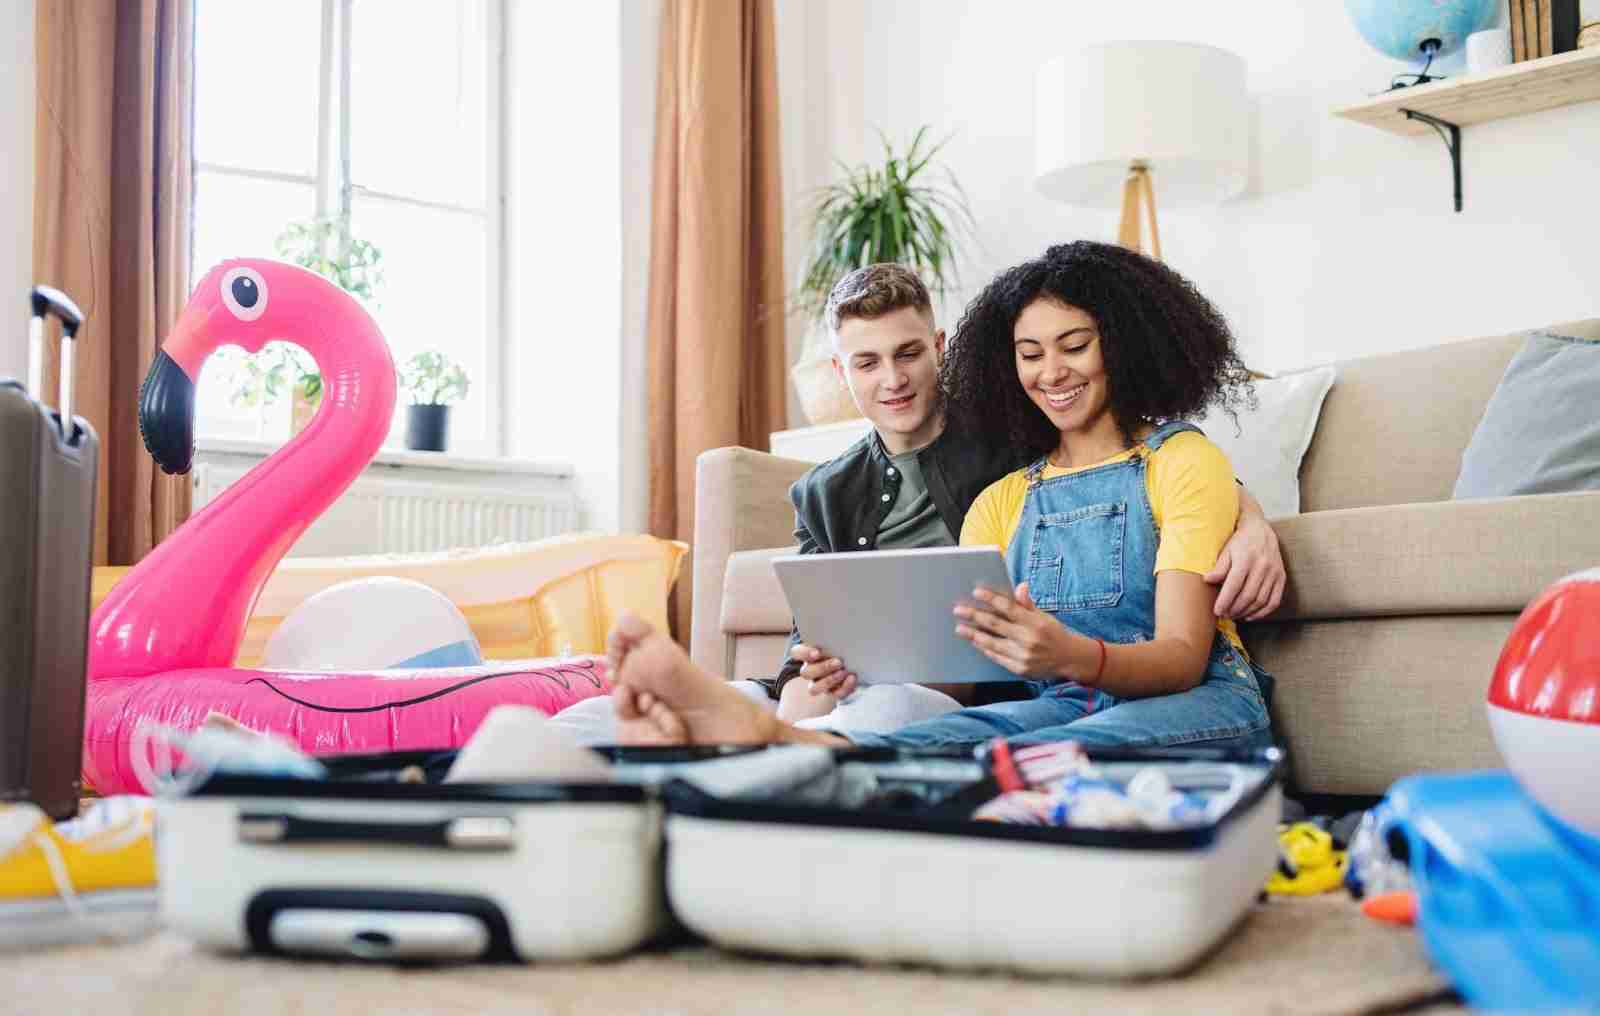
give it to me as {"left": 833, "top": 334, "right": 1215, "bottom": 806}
{"left": 1333, "top": 46, "right": 1600, "bottom": 211}
{"left": 1334, "top": 45, "right": 1600, "bottom": 135}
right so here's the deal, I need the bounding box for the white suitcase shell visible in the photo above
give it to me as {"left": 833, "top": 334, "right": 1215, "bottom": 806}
{"left": 662, "top": 748, "right": 1283, "bottom": 978}
{"left": 157, "top": 750, "right": 674, "bottom": 963}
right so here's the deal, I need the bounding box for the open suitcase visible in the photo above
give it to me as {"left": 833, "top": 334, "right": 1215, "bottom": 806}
{"left": 159, "top": 742, "right": 1280, "bottom": 974}
{"left": 0, "top": 286, "right": 98, "bottom": 820}
{"left": 661, "top": 745, "right": 1284, "bottom": 978}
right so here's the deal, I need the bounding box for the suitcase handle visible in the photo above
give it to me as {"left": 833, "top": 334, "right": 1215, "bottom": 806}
{"left": 29, "top": 285, "right": 84, "bottom": 336}
{"left": 27, "top": 285, "right": 86, "bottom": 442}
{"left": 238, "top": 811, "right": 516, "bottom": 851}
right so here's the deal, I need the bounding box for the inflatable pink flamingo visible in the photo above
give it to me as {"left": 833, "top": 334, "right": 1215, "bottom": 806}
{"left": 83, "top": 259, "right": 608, "bottom": 793}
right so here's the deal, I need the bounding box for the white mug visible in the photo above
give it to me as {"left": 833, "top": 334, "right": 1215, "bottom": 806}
{"left": 1466, "top": 28, "right": 1513, "bottom": 73}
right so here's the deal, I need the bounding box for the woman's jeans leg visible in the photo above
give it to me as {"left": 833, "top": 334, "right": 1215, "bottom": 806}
{"left": 850, "top": 645, "right": 1274, "bottom": 755}
{"left": 1010, "top": 645, "right": 1273, "bottom": 753}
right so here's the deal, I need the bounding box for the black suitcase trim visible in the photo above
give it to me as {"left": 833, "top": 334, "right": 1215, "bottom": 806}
{"left": 244, "top": 888, "right": 518, "bottom": 961}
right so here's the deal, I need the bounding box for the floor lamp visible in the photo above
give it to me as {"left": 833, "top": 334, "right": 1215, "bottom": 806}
{"left": 1034, "top": 41, "right": 1251, "bottom": 261}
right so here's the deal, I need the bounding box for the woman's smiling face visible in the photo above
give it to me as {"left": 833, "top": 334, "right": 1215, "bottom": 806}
{"left": 1013, "top": 297, "right": 1110, "bottom": 438}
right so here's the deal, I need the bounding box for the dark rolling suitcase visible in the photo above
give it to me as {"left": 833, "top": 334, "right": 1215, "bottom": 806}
{"left": 1, "top": 286, "right": 98, "bottom": 820}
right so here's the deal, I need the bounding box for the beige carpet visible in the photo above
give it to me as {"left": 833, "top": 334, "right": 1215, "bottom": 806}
{"left": 3, "top": 896, "right": 1457, "bottom": 1015}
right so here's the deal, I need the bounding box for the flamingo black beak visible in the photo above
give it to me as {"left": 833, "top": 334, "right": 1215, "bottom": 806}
{"left": 139, "top": 350, "right": 195, "bottom": 475}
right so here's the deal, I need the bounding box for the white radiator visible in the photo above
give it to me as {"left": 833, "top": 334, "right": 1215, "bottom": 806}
{"left": 191, "top": 460, "right": 582, "bottom": 558}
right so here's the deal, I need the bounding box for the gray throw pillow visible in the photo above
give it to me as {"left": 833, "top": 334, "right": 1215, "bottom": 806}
{"left": 1454, "top": 331, "right": 1600, "bottom": 498}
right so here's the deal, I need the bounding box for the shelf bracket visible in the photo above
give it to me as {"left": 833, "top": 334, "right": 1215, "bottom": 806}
{"left": 1401, "top": 109, "right": 1462, "bottom": 213}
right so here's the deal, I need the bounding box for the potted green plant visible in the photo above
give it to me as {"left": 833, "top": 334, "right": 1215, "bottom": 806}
{"left": 226, "top": 217, "right": 383, "bottom": 434}
{"left": 791, "top": 126, "right": 977, "bottom": 424}
{"left": 399, "top": 350, "right": 470, "bottom": 452}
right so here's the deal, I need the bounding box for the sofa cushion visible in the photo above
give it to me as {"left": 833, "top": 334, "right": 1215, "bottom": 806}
{"left": 1268, "top": 491, "right": 1600, "bottom": 621}
{"left": 1247, "top": 614, "right": 1508, "bottom": 796}
{"left": 1298, "top": 330, "right": 1523, "bottom": 512}
{"left": 1454, "top": 330, "right": 1600, "bottom": 498}
{"left": 722, "top": 547, "right": 798, "bottom": 635}
{"left": 1196, "top": 366, "right": 1335, "bottom": 518}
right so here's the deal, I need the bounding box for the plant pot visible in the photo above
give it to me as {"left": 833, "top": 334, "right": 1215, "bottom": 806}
{"left": 289, "top": 381, "right": 319, "bottom": 436}
{"left": 790, "top": 329, "right": 862, "bottom": 425}
{"left": 405, "top": 404, "right": 451, "bottom": 452}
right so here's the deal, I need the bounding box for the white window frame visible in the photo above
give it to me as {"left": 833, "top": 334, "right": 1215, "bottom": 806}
{"left": 194, "top": 0, "right": 509, "bottom": 457}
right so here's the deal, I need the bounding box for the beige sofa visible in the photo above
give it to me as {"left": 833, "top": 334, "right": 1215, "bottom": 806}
{"left": 691, "top": 322, "right": 1600, "bottom": 796}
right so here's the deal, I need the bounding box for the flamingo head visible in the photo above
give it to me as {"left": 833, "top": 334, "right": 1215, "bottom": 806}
{"left": 141, "top": 258, "right": 354, "bottom": 475}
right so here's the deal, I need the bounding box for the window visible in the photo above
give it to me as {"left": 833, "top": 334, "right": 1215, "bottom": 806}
{"left": 193, "top": 0, "right": 504, "bottom": 456}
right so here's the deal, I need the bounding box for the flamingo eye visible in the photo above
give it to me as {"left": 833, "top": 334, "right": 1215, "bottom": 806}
{"left": 220, "top": 267, "right": 268, "bottom": 321}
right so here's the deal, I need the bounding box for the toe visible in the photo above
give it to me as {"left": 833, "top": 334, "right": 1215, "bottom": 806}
{"left": 613, "top": 684, "right": 642, "bottom": 720}
{"left": 645, "top": 700, "right": 689, "bottom": 743}
{"left": 610, "top": 611, "right": 656, "bottom": 646}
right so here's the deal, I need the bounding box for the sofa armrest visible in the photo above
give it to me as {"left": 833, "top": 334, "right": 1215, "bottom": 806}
{"left": 690, "top": 446, "right": 814, "bottom": 674}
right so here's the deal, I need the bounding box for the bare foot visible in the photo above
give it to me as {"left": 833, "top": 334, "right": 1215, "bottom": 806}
{"left": 612, "top": 684, "right": 689, "bottom": 745}
{"left": 608, "top": 612, "right": 844, "bottom": 746}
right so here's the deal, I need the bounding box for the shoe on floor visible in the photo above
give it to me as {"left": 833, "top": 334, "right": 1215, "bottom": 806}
{"left": 0, "top": 796, "right": 159, "bottom": 950}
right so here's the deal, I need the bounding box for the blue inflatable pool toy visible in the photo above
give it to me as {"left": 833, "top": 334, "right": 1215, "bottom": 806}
{"left": 1382, "top": 770, "right": 1600, "bottom": 1011}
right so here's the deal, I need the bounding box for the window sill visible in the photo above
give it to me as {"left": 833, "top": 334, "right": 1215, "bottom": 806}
{"left": 194, "top": 438, "right": 575, "bottom": 478}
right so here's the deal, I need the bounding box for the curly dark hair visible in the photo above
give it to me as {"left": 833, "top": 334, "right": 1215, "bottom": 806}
{"left": 941, "top": 241, "right": 1254, "bottom": 468}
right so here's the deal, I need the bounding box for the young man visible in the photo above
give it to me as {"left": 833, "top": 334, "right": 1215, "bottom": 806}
{"left": 768, "top": 263, "right": 1285, "bottom": 725}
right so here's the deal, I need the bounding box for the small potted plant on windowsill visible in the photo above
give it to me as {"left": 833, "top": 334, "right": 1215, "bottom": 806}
{"left": 400, "top": 350, "right": 470, "bottom": 452}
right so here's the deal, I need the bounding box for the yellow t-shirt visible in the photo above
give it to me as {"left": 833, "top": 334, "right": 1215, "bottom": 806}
{"left": 959, "top": 431, "right": 1245, "bottom": 651}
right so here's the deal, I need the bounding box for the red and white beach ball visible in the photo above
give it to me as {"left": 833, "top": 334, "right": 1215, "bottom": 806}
{"left": 1487, "top": 567, "right": 1600, "bottom": 837}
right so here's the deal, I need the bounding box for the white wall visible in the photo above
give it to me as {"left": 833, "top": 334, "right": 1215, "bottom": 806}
{"left": 2, "top": 0, "right": 35, "bottom": 381}
{"left": 784, "top": 0, "right": 1599, "bottom": 373}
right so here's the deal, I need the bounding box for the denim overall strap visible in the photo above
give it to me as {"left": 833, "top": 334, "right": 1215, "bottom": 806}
{"left": 1003, "top": 420, "right": 1205, "bottom": 658}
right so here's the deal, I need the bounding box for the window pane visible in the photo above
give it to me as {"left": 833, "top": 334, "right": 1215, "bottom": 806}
{"left": 351, "top": 197, "right": 490, "bottom": 448}
{"left": 192, "top": 170, "right": 317, "bottom": 443}
{"left": 350, "top": 0, "right": 488, "bottom": 208}
{"left": 192, "top": 170, "right": 317, "bottom": 282}
{"left": 194, "top": 0, "right": 322, "bottom": 176}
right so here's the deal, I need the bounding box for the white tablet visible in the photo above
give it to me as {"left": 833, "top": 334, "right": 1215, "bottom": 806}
{"left": 771, "top": 546, "right": 1019, "bottom": 685}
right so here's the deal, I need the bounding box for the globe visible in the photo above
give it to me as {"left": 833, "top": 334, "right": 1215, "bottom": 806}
{"left": 1345, "top": 0, "right": 1498, "bottom": 61}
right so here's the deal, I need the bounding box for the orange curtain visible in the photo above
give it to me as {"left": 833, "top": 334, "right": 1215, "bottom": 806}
{"left": 33, "top": 0, "right": 194, "bottom": 567}
{"left": 646, "top": 0, "right": 788, "bottom": 642}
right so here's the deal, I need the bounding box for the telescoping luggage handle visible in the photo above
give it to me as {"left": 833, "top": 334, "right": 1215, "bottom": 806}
{"left": 27, "top": 284, "right": 85, "bottom": 442}
{"left": 238, "top": 811, "right": 517, "bottom": 851}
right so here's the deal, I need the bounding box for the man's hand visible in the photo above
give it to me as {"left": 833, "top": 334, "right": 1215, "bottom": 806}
{"left": 953, "top": 583, "right": 1091, "bottom": 680}
{"left": 1205, "top": 510, "right": 1285, "bottom": 621}
{"left": 789, "top": 643, "right": 857, "bottom": 698}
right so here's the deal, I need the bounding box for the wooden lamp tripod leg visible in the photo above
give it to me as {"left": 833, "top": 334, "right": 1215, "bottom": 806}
{"left": 1117, "top": 161, "right": 1163, "bottom": 261}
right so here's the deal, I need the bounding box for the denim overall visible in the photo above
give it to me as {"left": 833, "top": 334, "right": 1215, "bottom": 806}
{"left": 851, "top": 421, "right": 1274, "bottom": 754}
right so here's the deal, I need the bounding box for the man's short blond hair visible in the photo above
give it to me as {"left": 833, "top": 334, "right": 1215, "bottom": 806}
{"left": 824, "top": 263, "right": 934, "bottom": 337}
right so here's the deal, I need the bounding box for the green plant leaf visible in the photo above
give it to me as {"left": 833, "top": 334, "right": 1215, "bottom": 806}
{"left": 793, "top": 124, "right": 975, "bottom": 322}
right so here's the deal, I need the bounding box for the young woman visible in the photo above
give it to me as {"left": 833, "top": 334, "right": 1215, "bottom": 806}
{"left": 606, "top": 242, "right": 1275, "bottom": 754}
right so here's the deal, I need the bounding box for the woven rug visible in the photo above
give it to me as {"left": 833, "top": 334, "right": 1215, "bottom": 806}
{"left": 2, "top": 895, "right": 1456, "bottom": 1015}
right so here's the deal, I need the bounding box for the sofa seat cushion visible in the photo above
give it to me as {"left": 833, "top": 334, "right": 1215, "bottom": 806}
{"left": 1270, "top": 491, "right": 1600, "bottom": 621}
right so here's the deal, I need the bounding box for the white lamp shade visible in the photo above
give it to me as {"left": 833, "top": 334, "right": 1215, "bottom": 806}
{"left": 1035, "top": 42, "right": 1250, "bottom": 210}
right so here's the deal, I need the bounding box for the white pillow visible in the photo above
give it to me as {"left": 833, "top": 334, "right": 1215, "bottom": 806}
{"left": 1190, "top": 367, "right": 1336, "bottom": 519}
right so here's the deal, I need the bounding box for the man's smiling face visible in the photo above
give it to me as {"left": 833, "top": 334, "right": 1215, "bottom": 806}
{"left": 832, "top": 304, "right": 946, "bottom": 454}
